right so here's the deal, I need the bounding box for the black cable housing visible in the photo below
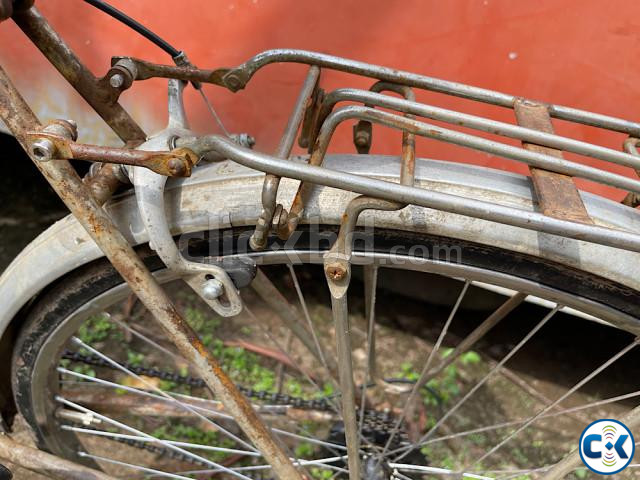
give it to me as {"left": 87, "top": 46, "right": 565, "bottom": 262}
{"left": 83, "top": 0, "right": 181, "bottom": 58}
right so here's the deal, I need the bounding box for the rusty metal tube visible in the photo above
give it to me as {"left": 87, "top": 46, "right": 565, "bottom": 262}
{"left": 0, "top": 434, "right": 117, "bottom": 480}
{"left": 249, "top": 65, "right": 320, "bottom": 250}
{"left": 0, "top": 66, "right": 302, "bottom": 480}
{"left": 12, "top": 6, "right": 146, "bottom": 145}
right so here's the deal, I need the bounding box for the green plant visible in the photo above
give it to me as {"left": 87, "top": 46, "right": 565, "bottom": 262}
{"left": 574, "top": 468, "right": 588, "bottom": 479}
{"left": 286, "top": 379, "right": 304, "bottom": 397}
{"left": 152, "top": 422, "right": 234, "bottom": 462}
{"left": 77, "top": 313, "right": 116, "bottom": 344}
{"left": 294, "top": 441, "right": 314, "bottom": 459}
{"left": 126, "top": 350, "right": 144, "bottom": 367}
{"left": 310, "top": 467, "right": 333, "bottom": 480}
{"left": 460, "top": 351, "right": 481, "bottom": 365}
{"left": 71, "top": 364, "right": 95, "bottom": 378}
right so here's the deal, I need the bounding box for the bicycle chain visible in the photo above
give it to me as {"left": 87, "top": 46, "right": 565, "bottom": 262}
{"left": 62, "top": 350, "right": 409, "bottom": 459}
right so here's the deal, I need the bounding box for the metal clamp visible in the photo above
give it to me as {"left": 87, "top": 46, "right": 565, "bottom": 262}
{"left": 132, "top": 166, "right": 244, "bottom": 317}
{"left": 131, "top": 80, "right": 246, "bottom": 317}
{"left": 26, "top": 128, "right": 197, "bottom": 177}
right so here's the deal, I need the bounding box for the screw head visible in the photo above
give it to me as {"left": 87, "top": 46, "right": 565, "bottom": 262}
{"left": 325, "top": 263, "right": 347, "bottom": 281}
{"left": 354, "top": 130, "right": 370, "bottom": 147}
{"left": 109, "top": 73, "right": 125, "bottom": 88}
{"left": 202, "top": 278, "right": 224, "bottom": 300}
{"left": 31, "top": 138, "right": 56, "bottom": 161}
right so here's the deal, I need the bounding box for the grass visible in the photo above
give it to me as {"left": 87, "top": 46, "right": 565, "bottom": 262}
{"left": 151, "top": 422, "right": 235, "bottom": 463}
{"left": 401, "top": 350, "right": 484, "bottom": 469}
{"left": 76, "top": 313, "right": 121, "bottom": 345}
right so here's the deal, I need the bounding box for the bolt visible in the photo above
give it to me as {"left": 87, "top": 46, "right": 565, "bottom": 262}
{"left": 202, "top": 278, "right": 224, "bottom": 300}
{"left": 325, "top": 263, "right": 347, "bottom": 281}
{"left": 225, "top": 74, "right": 241, "bottom": 91}
{"left": 354, "top": 130, "right": 370, "bottom": 147}
{"left": 31, "top": 138, "right": 56, "bottom": 161}
{"left": 272, "top": 204, "right": 286, "bottom": 229}
{"left": 65, "top": 119, "right": 78, "bottom": 140}
{"left": 109, "top": 73, "right": 125, "bottom": 88}
{"left": 167, "top": 158, "right": 186, "bottom": 176}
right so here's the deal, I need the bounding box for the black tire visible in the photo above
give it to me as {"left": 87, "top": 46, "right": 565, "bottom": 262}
{"left": 12, "top": 227, "right": 640, "bottom": 459}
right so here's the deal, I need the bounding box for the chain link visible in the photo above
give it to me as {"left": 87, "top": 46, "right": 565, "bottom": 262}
{"left": 61, "top": 349, "right": 408, "bottom": 443}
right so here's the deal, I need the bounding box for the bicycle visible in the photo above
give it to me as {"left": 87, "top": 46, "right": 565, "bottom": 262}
{"left": 1, "top": 1, "right": 640, "bottom": 479}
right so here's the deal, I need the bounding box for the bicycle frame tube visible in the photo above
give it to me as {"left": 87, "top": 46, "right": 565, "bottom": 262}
{"left": 0, "top": 57, "right": 303, "bottom": 480}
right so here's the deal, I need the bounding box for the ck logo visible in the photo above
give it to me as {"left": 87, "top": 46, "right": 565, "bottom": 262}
{"left": 579, "top": 419, "right": 635, "bottom": 475}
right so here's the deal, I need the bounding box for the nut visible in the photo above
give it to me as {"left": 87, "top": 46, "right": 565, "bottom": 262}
{"left": 167, "top": 158, "right": 186, "bottom": 176}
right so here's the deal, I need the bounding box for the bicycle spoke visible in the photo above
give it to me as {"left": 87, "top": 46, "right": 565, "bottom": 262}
{"left": 288, "top": 264, "right": 337, "bottom": 381}
{"left": 70, "top": 336, "right": 256, "bottom": 452}
{"left": 178, "top": 455, "right": 349, "bottom": 475}
{"left": 416, "top": 388, "right": 640, "bottom": 448}
{"left": 77, "top": 451, "right": 195, "bottom": 480}
{"left": 62, "top": 425, "right": 259, "bottom": 456}
{"left": 392, "top": 304, "right": 560, "bottom": 461}
{"left": 358, "top": 265, "right": 379, "bottom": 444}
{"left": 420, "top": 292, "right": 527, "bottom": 388}
{"left": 56, "top": 396, "right": 253, "bottom": 480}
{"left": 242, "top": 302, "right": 357, "bottom": 463}
{"left": 377, "top": 280, "right": 470, "bottom": 464}
{"left": 253, "top": 266, "right": 337, "bottom": 381}
{"left": 472, "top": 338, "right": 639, "bottom": 468}
{"left": 59, "top": 367, "right": 349, "bottom": 452}
{"left": 540, "top": 389, "right": 640, "bottom": 479}
{"left": 389, "top": 462, "right": 494, "bottom": 479}
{"left": 111, "top": 316, "right": 182, "bottom": 362}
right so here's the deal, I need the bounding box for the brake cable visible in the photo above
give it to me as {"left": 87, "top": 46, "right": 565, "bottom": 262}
{"left": 82, "top": 0, "right": 230, "bottom": 136}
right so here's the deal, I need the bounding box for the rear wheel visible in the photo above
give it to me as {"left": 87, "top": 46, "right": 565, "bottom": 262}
{"left": 12, "top": 226, "right": 640, "bottom": 479}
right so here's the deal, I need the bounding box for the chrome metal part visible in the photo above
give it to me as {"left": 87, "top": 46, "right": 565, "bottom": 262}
{"left": 250, "top": 66, "right": 320, "bottom": 251}
{"left": 315, "top": 89, "right": 640, "bottom": 171}
{"left": 202, "top": 278, "right": 224, "bottom": 300}
{"left": 30, "top": 137, "right": 55, "bottom": 161}
{"left": 280, "top": 102, "right": 640, "bottom": 241}
{"left": 324, "top": 255, "right": 361, "bottom": 480}
{"left": 206, "top": 136, "right": 640, "bottom": 254}
{"left": 174, "top": 132, "right": 255, "bottom": 162}
{"left": 214, "top": 49, "right": 640, "bottom": 136}
{"left": 109, "top": 73, "right": 124, "bottom": 89}
{"left": 622, "top": 137, "right": 640, "bottom": 208}
{"left": 130, "top": 80, "right": 244, "bottom": 317}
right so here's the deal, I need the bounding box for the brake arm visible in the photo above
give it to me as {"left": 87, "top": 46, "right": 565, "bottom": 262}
{"left": 131, "top": 166, "right": 246, "bottom": 317}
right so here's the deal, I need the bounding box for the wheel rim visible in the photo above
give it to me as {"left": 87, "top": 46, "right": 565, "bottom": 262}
{"left": 21, "top": 244, "right": 640, "bottom": 480}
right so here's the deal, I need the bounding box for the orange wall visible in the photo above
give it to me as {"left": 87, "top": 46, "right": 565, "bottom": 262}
{"left": 2, "top": 0, "right": 639, "bottom": 199}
